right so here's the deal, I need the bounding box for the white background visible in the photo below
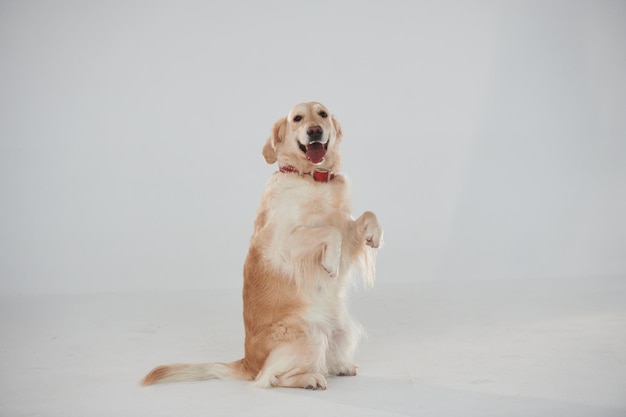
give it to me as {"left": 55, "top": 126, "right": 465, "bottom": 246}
{"left": 1, "top": 0, "right": 625, "bottom": 295}
{"left": 1, "top": 3, "right": 625, "bottom": 416}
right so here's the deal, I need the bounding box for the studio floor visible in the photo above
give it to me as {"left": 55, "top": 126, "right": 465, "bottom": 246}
{"left": 1, "top": 277, "right": 625, "bottom": 417}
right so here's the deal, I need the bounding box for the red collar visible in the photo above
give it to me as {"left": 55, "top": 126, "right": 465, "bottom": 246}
{"left": 279, "top": 165, "right": 336, "bottom": 182}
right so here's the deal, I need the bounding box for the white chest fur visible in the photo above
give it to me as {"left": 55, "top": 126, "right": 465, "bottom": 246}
{"left": 253, "top": 173, "right": 354, "bottom": 284}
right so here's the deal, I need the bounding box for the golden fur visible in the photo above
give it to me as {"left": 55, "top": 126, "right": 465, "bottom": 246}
{"left": 141, "top": 102, "right": 382, "bottom": 389}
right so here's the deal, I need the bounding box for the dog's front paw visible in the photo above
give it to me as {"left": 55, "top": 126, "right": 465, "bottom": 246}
{"left": 360, "top": 211, "right": 382, "bottom": 248}
{"left": 322, "top": 250, "right": 340, "bottom": 278}
{"left": 365, "top": 234, "right": 381, "bottom": 248}
{"left": 321, "top": 229, "right": 342, "bottom": 278}
{"left": 332, "top": 365, "right": 357, "bottom": 377}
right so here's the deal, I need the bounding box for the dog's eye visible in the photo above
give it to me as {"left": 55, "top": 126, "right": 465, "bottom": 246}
{"left": 293, "top": 115, "right": 303, "bottom": 122}
{"left": 319, "top": 111, "right": 328, "bottom": 118}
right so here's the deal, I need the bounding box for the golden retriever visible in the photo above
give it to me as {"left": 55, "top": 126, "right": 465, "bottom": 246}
{"left": 141, "top": 102, "right": 382, "bottom": 390}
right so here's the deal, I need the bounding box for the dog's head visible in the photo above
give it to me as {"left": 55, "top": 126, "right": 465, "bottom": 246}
{"left": 262, "top": 102, "right": 342, "bottom": 172}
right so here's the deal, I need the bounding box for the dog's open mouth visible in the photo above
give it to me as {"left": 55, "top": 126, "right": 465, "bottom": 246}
{"left": 299, "top": 141, "right": 329, "bottom": 164}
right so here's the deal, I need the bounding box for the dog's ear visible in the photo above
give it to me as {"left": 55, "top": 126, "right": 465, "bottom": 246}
{"left": 331, "top": 115, "right": 342, "bottom": 139}
{"left": 262, "top": 117, "right": 286, "bottom": 164}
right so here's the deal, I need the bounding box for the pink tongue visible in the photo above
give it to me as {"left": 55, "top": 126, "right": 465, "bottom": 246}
{"left": 306, "top": 142, "right": 326, "bottom": 164}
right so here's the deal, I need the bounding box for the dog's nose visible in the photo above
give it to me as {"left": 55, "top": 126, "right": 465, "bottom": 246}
{"left": 307, "top": 126, "right": 323, "bottom": 141}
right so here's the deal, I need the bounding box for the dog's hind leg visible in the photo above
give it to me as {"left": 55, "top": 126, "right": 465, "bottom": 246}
{"left": 253, "top": 342, "right": 327, "bottom": 390}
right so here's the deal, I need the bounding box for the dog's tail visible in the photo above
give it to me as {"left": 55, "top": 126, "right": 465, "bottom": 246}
{"left": 140, "top": 359, "right": 253, "bottom": 386}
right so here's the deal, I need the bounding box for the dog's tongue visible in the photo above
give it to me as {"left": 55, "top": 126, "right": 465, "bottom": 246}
{"left": 306, "top": 142, "right": 326, "bottom": 164}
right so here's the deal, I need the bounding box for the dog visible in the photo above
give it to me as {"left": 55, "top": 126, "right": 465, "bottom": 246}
{"left": 141, "top": 102, "right": 382, "bottom": 390}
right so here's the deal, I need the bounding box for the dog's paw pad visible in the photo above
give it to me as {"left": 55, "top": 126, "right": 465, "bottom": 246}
{"left": 365, "top": 236, "right": 380, "bottom": 248}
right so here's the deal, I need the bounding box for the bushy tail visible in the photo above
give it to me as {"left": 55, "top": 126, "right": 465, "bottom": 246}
{"left": 140, "top": 359, "right": 253, "bottom": 386}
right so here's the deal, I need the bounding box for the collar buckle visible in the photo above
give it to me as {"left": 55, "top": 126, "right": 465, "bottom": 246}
{"left": 313, "top": 168, "right": 333, "bottom": 182}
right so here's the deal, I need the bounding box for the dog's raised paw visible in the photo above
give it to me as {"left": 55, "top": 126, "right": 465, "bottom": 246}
{"left": 364, "top": 219, "right": 382, "bottom": 248}
{"left": 321, "top": 241, "right": 341, "bottom": 278}
{"left": 358, "top": 211, "right": 382, "bottom": 249}
{"left": 323, "top": 263, "right": 339, "bottom": 278}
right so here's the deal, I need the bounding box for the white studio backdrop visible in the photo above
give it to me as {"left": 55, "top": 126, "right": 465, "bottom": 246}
{"left": 1, "top": 1, "right": 625, "bottom": 295}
